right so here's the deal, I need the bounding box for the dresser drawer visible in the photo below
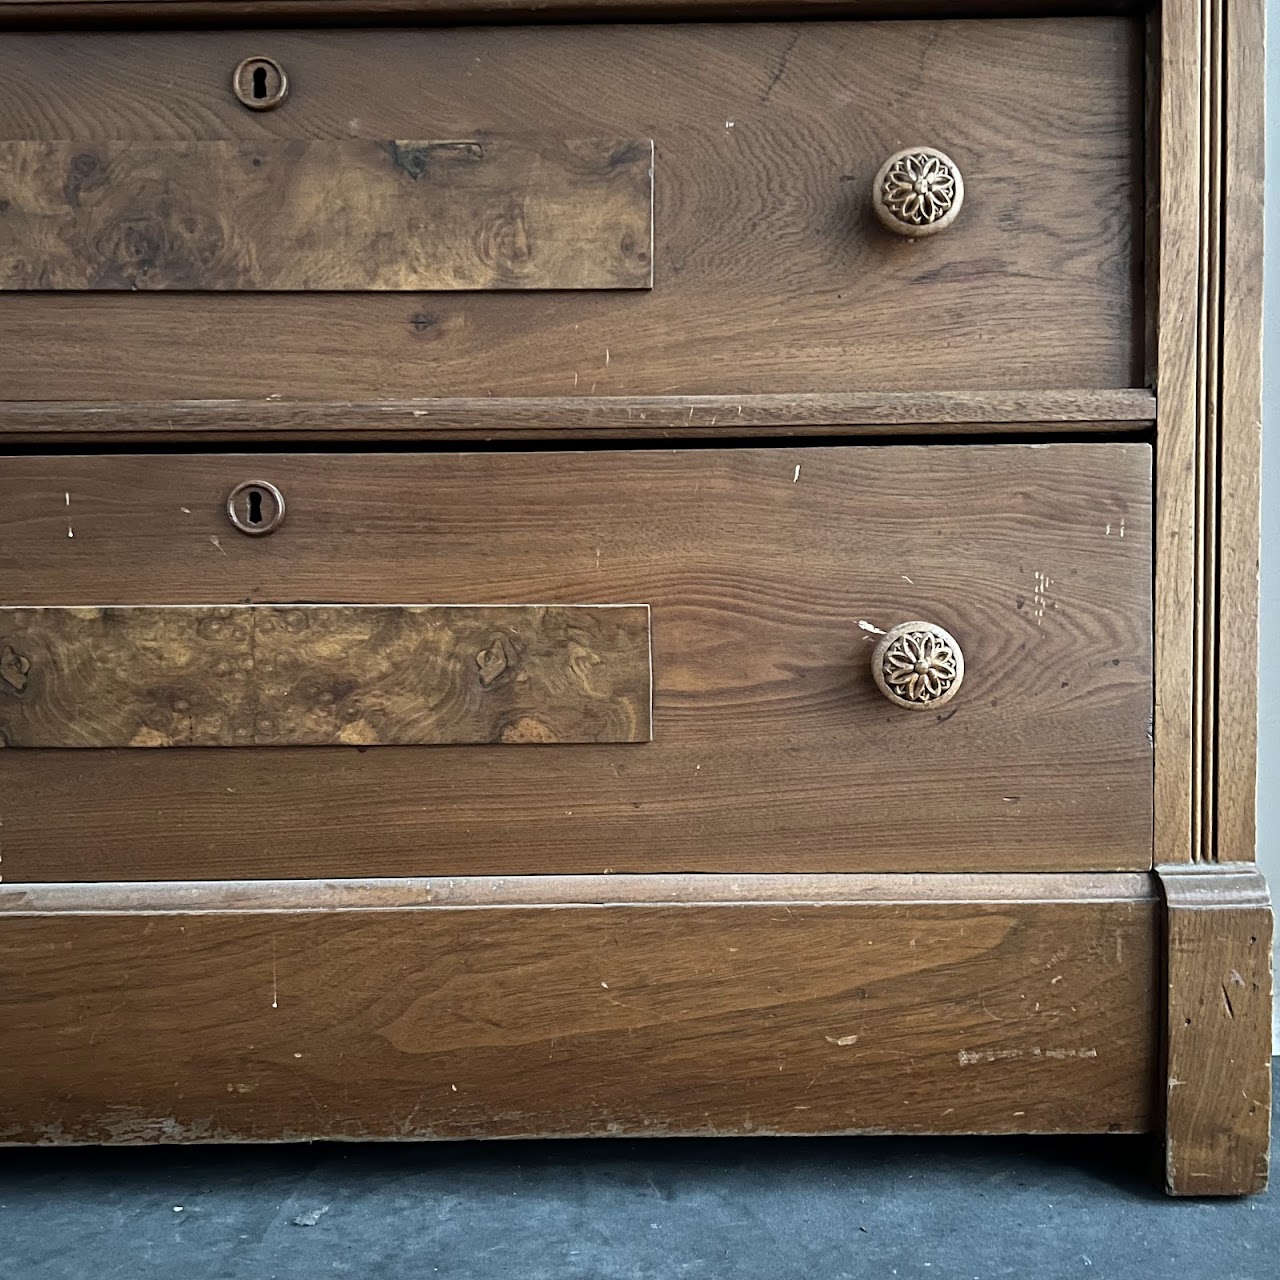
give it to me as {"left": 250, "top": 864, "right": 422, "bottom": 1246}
{"left": 0, "top": 17, "right": 1142, "bottom": 402}
{"left": 0, "top": 443, "right": 1152, "bottom": 881}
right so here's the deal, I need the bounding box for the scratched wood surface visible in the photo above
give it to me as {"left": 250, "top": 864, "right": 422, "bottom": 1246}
{"left": 1160, "top": 864, "right": 1272, "bottom": 1194}
{"left": 0, "top": 874, "right": 1160, "bottom": 1143}
{"left": 0, "top": 392, "right": 1158, "bottom": 444}
{"left": 1214, "top": 0, "right": 1266, "bottom": 865}
{"left": 1152, "top": 0, "right": 1200, "bottom": 867}
{"left": 0, "top": 18, "right": 1142, "bottom": 398}
{"left": 0, "top": 445, "right": 1153, "bottom": 880}
{"left": 0, "top": 139, "right": 652, "bottom": 291}
{"left": 0, "top": 1, "right": 1139, "bottom": 26}
{"left": 0, "top": 604, "right": 652, "bottom": 747}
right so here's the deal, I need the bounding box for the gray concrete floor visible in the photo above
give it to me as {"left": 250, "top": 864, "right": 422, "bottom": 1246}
{"left": 1, "top": 1070, "right": 1275, "bottom": 1280}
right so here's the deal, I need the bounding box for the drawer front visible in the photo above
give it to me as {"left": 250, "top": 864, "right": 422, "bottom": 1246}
{"left": 0, "top": 444, "right": 1153, "bottom": 880}
{"left": 0, "top": 17, "right": 1141, "bottom": 400}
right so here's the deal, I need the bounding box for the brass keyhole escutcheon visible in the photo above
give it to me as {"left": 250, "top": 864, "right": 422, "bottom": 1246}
{"left": 232, "top": 56, "right": 289, "bottom": 111}
{"left": 227, "top": 481, "right": 286, "bottom": 536}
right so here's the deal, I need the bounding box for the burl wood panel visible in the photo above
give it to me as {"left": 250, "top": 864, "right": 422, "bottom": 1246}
{"left": 0, "top": 604, "right": 652, "bottom": 747}
{"left": 0, "top": 18, "right": 1142, "bottom": 398}
{"left": 0, "top": 874, "right": 1160, "bottom": 1143}
{"left": 1161, "top": 864, "right": 1272, "bottom": 1195}
{"left": 0, "top": 445, "right": 1154, "bottom": 880}
{"left": 0, "top": 139, "right": 653, "bottom": 291}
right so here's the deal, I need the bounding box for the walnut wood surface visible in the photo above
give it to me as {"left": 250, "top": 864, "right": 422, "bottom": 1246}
{"left": 0, "top": 19, "right": 1142, "bottom": 400}
{"left": 0, "top": 445, "right": 1153, "bottom": 881}
{"left": 0, "top": 0, "right": 1266, "bottom": 1202}
{"left": 0, "top": 392, "right": 1157, "bottom": 444}
{"left": 1152, "top": 0, "right": 1199, "bottom": 867}
{"left": 1151, "top": 0, "right": 1265, "bottom": 869}
{"left": 0, "top": 604, "right": 651, "bottom": 747}
{"left": 0, "top": 871, "right": 1158, "bottom": 911}
{"left": 1160, "top": 864, "right": 1272, "bottom": 1194}
{"left": 0, "top": 138, "right": 653, "bottom": 291}
{"left": 0, "top": 0, "right": 1138, "bottom": 27}
{"left": 1214, "top": 0, "right": 1264, "bottom": 864}
{"left": 0, "top": 873, "right": 1159, "bottom": 1143}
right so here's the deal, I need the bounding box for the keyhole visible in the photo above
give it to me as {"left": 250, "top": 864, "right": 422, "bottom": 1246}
{"left": 227, "top": 480, "right": 285, "bottom": 535}
{"left": 233, "top": 57, "right": 288, "bottom": 111}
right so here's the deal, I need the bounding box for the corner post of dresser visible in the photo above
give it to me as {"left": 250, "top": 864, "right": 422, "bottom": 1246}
{"left": 1157, "top": 863, "right": 1272, "bottom": 1195}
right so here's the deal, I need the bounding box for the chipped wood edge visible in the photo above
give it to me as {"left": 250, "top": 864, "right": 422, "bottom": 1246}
{"left": 1159, "top": 862, "right": 1272, "bottom": 1194}
{"left": 2, "top": 601, "right": 649, "bottom": 611}
{"left": 0, "top": 872, "right": 1161, "bottom": 914}
{"left": 0, "top": 0, "right": 1143, "bottom": 30}
{"left": 0, "top": 392, "right": 1157, "bottom": 444}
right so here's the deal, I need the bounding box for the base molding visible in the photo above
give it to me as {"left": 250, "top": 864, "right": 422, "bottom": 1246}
{"left": 4, "top": 867, "right": 1271, "bottom": 1197}
{"left": 0, "top": 872, "right": 1158, "bottom": 1145}
{"left": 1159, "top": 863, "right": 1273, "bottom": 1195}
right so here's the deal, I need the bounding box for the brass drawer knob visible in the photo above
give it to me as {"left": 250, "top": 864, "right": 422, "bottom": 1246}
{"left": 871, "top": 621, "right": 964, "bottom": 710}
{"left": 872, "top": 147, "right": 964, "bottom": 238}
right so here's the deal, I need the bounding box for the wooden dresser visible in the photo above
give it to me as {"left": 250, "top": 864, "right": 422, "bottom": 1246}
{"left": 0, "top": 0, "right": 1268, "bottom": 1196}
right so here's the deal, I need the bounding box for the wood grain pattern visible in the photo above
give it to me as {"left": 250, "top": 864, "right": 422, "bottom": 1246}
{"left": 1213, "top": 0, "right": 1264, "bottom": 863}
{"left": 0, "top": 0, "right": 1262, "bottom": 1201}
{"left": 0, "top": 871, "right": 1159, "bottom": 912}
{"left": 0, "top": 138, "right": 653, "bottom": 291}
{"left": 1153, "top": 0, "right": 1201, "bottom": 866}
{"left": 0, "top": 391, "right": 1158, "bottom": 444}
{"left": 0, "top": 445, "right": 1154, "bottom": 881}
{"left": 0, "top": 873, "right": 1160, "bottom": 1143}
{"left": 1194, "top": 0, "right": 1222, "bottom": 865}
{"left": 1160, "top": 863, "right": 1272, "bottom": 1194}
{"left": 0, "top": 604, "right": 652, "bottom": 747}
{"left": 1152, "top": 0, "right": 1264, "bottom": 868}
{"left": 0, "top": 19, "right": 1143, "bottom": 399}
{"left": 0, "top": 0, "right": 1139, "bottom": 27}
